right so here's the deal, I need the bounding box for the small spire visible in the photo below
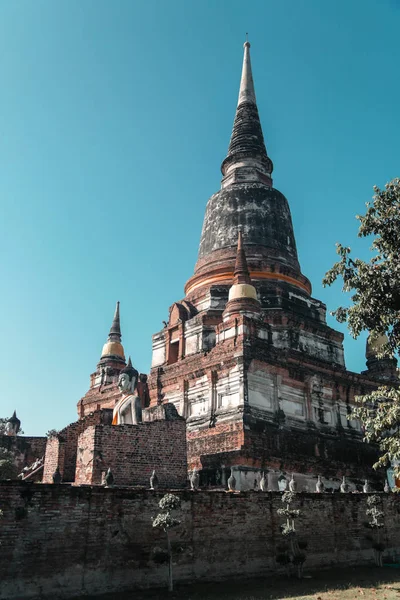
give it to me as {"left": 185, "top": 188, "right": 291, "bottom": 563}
{"left": 224, "top": 230, "right": 260, "bottom": 316}
{"left": 224, "top": 230, "right": 260, "bottom": 313}
{"left": 221, "top": 40, "right": 272, "bottom": 181}
{"left": 233, "top": 231, "right": 251, "bottom": 285}
{"left": 99, "top": 302, "right": 125, "bottom": 363}
{"left": 238, "top": 36, "right": 256, "bottom": 105}
{"left": 109, "top": 301, "right": 121, "bottom": 340}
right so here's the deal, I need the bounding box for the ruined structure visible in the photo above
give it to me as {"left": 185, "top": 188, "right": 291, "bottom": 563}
{"left": 146, "top": 41, "right": 397, "bottom": 490}
{"left": 2, "top": 41, "right": 397, "bottom": 494}
{"left": 40, "top": 405, "right": 187, "bottom": 488}
{"left": 2, "top": 39, "right": 400, "bottom": 600}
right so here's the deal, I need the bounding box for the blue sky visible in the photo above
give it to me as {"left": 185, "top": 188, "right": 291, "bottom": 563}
{"left": 1, "top": 0, "right": 399, "bottom": 436}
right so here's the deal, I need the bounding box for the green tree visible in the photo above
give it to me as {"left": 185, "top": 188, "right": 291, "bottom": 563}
{"left": 46, "top": 429, "right": 59, "bottom": 438}
{"left": 365, "top": 494, "right": 385, "bottom": 567}
{"left": 152, "top": 493, "right": 181, "bottom": 592}
{"left": 0, "top": 447, "right": 17, "bottom": 480}
{"left": 323, "top": 178, "right": 400, "bottom": 478}
{"left": 276, "top": 491, "right": 306, "bottom": 579}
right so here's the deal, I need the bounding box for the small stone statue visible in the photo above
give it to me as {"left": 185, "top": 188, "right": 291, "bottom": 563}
{"left": 190, "top": 468, "right": 200, "bottom": 491}
{"left": 105, "top": 468, "right": 114, "bottom": 488}
{"left": 259, "top": 472, "right": 267, "bottom": 492}
{"left": 363, "top": 479, "right": 372, "bottom": 493}
{"left": 384, "top": 480, "right": 390, "bottom": 493}
{"left": 52, "top": 466, "right": 62, "bottom": 484}
{"left": 227, "top": 470, "right": 236, "bottom": 492}
{"left": 150, "top": 470, "right": 158, "bottom": 490}
{"left": 316, "top": 475, "right": 324, "bottom": 493}
{"left": 278, "top": 475, "right": 288, "bottom": 492}
{"left": 340, "top": 476, "right": 349, "bottom": 493}
{"left": 289, "top": 474, "right": 297, "bottom": 492}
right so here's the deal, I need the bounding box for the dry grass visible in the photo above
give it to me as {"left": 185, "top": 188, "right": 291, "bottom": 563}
{"left": 85, "top": 567, "right": 400, "bottom": 600}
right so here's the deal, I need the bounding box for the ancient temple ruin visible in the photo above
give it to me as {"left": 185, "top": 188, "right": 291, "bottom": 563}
{"left": 2, "top": 41, "right": 397, "bottom": 492}
{"left": 70, "top": 41, "right": 397, "bottom": 491}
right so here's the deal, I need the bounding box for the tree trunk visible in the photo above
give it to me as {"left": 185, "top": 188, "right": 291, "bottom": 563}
{"left": 297, "top": 563, "right": 303, "bottom": 579}
{"left": 166, "top": 531, "right": 173, "bottom": 592}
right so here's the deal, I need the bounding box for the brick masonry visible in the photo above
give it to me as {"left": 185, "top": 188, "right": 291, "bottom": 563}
{"left": 0, "top": 482, "right": 399, "bottom": 600}
{"left": 75, "top": 420, "right": 187, "bottom": 487}
{"left": 148, "top": 305, "right": 393, "bottom": 490}
{"left": 42, "top": 410, "right": 113, "bottom": 483}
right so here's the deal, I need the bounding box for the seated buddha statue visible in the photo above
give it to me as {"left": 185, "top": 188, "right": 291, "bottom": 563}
{"left": 112, "top": 357, "right": 142, "bottom": 425}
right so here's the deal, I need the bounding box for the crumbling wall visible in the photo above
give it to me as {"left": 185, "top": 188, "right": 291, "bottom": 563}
{"left": 74, "top": 420, "right": 187, "bottom": 488}
{"left": 42, "top": 410, "right": 113, "bottom": 483}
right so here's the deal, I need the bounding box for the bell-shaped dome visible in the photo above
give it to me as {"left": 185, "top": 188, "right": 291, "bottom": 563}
{"left": 101, "top": 340, "right": 125, "bottom": 360}
{"left": 185, "top": 41, "right": 311, "bottom": 300}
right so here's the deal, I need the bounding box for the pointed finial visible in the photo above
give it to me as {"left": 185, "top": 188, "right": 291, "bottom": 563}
{"left": 109, "top": 301, "right": 121, "bottom": 339}
{"left": 233, "top": 230, "right": 251, "bottom": 285}
{"left": 99, "top": 302, "right": 125, "bottom": 363}
{"left": 127, "top": 356, "right": 132, "bottom": 368}
{"left": 244, "top": 33, "right": 250, "bottom": 48}
{"left": 238, "top": 228, "right": 243, "bottom": 250}
{"left": 238, "top": 37, "right": 255, "bottom": 105}
{"left": 220, "top": 38, "right": 271, "bottom": 181}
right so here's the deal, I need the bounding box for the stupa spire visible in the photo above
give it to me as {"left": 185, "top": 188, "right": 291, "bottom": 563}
{"left": 238, "top": 39, "right": 256, "bottom": 105}
{"left": 109, "top": 301, "right": 121, "bottom": 340}
{"left": 187, "top": 40, "right": 307, "bottom": 301}
{"left": 233, "top": 230, "right": 251, "bottom": 285}
{"left": 221, "top": 39, "right": 273, "bottom": 183}
{"left": 99, "top": 301, "right": 125, "bottom": 364}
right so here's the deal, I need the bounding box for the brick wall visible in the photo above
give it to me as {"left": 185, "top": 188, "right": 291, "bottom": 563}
{"left": 42, "top": 410, "right": 113, "bottom": 483}
{"left": 0, "top": 482, "right": 399, "bottom": 600}
{"left": 243, "top": 425, "right": 380, "bottom": 481}
{"left": 42, "top": 436, "right": 63, "bottom": 483}
{"left": 187, "top": 420, "right": 244, "bottom": 469}
{"left": 75, "top": 420, "right": 187, "bottom": 488}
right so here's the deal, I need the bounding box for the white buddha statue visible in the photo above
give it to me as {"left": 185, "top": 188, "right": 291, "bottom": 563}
{"left": 112, "top": 357, "right": 142, "bottom": 425}
{"left": 4, "top": 411, "right": 21, "bottom": 436}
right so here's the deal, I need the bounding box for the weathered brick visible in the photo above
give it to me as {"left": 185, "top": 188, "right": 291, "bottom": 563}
{"left": 0, "top": 482, "right": 399, "bottom": 600}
